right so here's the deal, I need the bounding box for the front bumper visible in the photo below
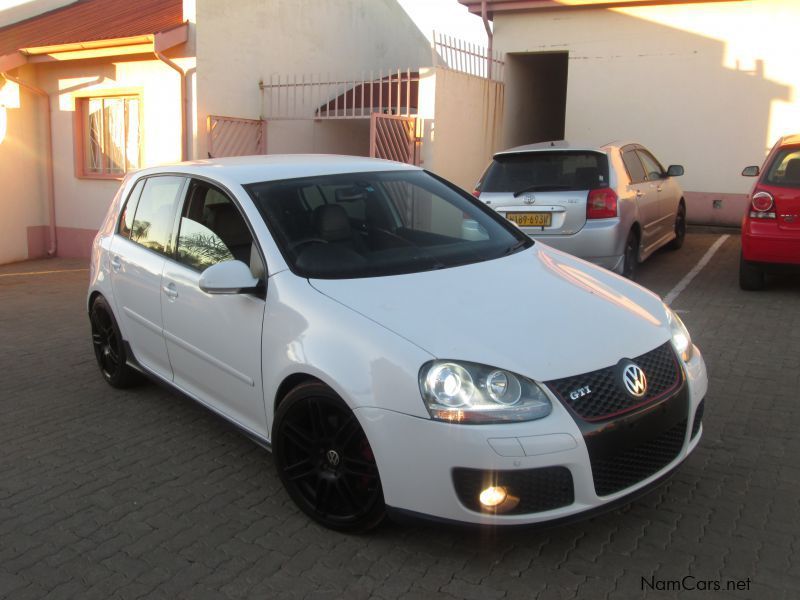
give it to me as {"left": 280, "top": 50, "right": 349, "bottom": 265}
{"left": 356, "top": 347, "right": 707, "bottom": 526}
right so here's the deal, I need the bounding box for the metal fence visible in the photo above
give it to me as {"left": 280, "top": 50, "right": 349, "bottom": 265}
{"left": 432, "top": 31, "right": 504, "bottom": 81}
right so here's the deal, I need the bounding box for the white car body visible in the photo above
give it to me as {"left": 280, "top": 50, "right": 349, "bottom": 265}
{"left": 88, "top": 155, "right": 707, "bottom": 528}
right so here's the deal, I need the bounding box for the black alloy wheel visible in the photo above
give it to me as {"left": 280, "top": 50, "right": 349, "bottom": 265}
{"left": 273, "top": 382, "right": 385, "bottom": 532}
{"left": 89, "top": 297, "right": 140, "bottom": 388}
{"left": 622, "top": 230, "right": 639, "bottom": 280}
{"left": 667, "top": 203, "right": 686, "bottom": 250}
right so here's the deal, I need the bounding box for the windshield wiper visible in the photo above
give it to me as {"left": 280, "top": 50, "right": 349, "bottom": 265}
{"left": 512, "top": 184, "right": 572, "bottom": 197}
{"left": 502, "top": 239, "right": 529, "bottom": 256}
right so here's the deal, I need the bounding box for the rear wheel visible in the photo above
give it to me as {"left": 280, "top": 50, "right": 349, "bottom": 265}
{"left": 667, "top": 203, "right": 686, "bottom": 250}
{"left": 739, "top": 254, "right": 765, "bottom": 290}
{"left": 273, "top": 382, "right": 385, "bottom": 532}
{"left": 622, "top": 230, "right": 639, "bottom": 280}
{"left": 90, "top": 296, "right": 141, "bottom": 388}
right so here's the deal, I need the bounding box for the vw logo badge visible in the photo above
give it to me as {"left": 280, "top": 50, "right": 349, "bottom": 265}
{"left": 621, "top": 362, "right": 647, "bottom": 398}
{"left": 524, "top": 193, "right": 536, "bottom": 205}
{"left": 326, "top": 449, "right": 340, "bottom": 467}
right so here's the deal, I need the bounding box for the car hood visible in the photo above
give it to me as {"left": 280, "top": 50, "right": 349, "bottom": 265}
{"left": 309, "top": 244, "right": 672, "bottom": 381}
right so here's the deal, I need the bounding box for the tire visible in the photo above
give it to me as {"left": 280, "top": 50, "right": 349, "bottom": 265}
{"left": 273, "top": 382, "right": 385, "bottom": 532}
{"left": 622, "top": 229, "right": 640, "bottom": 280}
{"left": 667, "top": 202, "right": 686, "bottom": 250}
{"left": 89, "top": 296, "right": 141, "bottom": 388}
{"left": 739, "top": 254, "right": 765, "bottom": 290}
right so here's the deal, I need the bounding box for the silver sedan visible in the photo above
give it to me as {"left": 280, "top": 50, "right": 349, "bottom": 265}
{"left": 475, "top": 140, "right": 686, "bottom": 278}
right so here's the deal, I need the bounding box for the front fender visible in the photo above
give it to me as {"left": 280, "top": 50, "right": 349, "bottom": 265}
{"left": 261, "top": 271, "right": 435, "bottom": 438}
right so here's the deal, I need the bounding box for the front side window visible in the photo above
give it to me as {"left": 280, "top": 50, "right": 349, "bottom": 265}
{"left": 480, "top": 151, "right": 610, "bottom": 193}
{"left": 764, "top": 147, "right": 800, "bottom": 187}
{"left": 78, "top": 95, "right": 141, "bottom": 178}
{"left": 637, "top": 150, "right": 665, "bottom": 181}
{"left": 175, "top": 180, "right": 254, "bottom": 271}
{"left": 246, "top": 170, "right": 530, "bottom": 279}
{"left": 129, "top": 176, "right": 184, "bottom": 255}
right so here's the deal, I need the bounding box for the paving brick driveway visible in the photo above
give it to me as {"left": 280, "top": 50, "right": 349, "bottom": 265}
{"left": 1, "top": 233, "right": 798, "bottom": 599}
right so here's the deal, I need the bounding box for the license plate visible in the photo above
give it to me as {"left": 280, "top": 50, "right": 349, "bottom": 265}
{"left": 506, "top": 212, "right": 552, "bottom": 228}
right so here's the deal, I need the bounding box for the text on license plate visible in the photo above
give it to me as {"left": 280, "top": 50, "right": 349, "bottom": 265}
{"left": 506, "top": 212, "right": 552, "bottom": 227}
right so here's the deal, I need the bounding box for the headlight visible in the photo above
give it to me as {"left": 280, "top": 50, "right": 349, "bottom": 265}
{"left": 419, "top": 360, "right": 552, "bottom": 424}
{"left": 666, "top": 305, "right": 694, "bottom": 362}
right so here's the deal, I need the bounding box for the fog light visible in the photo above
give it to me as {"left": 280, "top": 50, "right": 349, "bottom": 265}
{"left": 479, "top": 486, "right": 507, "bottom": 508}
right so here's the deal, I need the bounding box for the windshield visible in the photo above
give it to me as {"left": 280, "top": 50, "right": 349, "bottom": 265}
{"left": 481, "top": 151, "right": 610, "bottom": 194}
{"left": 245, "top": 170, "right": 531, "bottom": 279}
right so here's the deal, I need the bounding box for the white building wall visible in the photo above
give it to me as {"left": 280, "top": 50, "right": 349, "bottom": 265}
{"left": 0, "top": 66, "right": 48, "bottom": 264}
{"left": 421, "top": 67, "right": 504, "bottom": 191}
{"left": 493, "top": 0, "right": 800, "bottom": 225}
{"left": 195, "top": 0, "right": 432, "bottom": 158}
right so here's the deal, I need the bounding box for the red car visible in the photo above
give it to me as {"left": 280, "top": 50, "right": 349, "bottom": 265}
{"left": 740, "top": 134, "right": 800, "bottom": 290}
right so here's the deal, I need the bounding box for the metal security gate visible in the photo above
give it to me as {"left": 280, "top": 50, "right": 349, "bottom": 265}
{"left": 207, "top": 115, "right": 266, "bottom": 158}
{"left": 369, "top": 113, "right": 418, "bottom": 165}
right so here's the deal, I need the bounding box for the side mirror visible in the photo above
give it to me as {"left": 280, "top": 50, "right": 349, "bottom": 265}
{"left": 742, "top": 166, "right": 760, "bottom": 177}
{"left": 667, "top": 165, "right": 684, "bottom": 177}
{"left": 199, "top": 260, "right": 259, "bottom": 294}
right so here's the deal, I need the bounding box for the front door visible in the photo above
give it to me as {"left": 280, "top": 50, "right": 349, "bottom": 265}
{"left": 622, "top": 147, "right": 660, "bottom": 253}
{"left": 110, "top": 175, "right": 185, "bottom": 381}
{"left": 160, "top": 179, "right": 268, "bottom": 436}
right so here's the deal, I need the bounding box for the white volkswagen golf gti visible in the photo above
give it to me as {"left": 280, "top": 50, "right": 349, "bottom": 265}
{"left": 88, "top": 155, "right": 707, "bottom": 531}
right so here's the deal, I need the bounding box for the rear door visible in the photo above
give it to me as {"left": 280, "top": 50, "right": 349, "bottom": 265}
{"left": 109, "top": 176, "right": 185, "bottom": 381}
{"left": 760, "top": 145, "right": 800, "bottom": 231}
{"left": 637, "top": 148, "right": 677, "bottom": 242}
{"left": 160, "top": 178, "right": 268, "bottom": 435}
{"left": 478, "top": 151, "right": 609, "bottom": 236}
{"left": 621, "top": 147, "right": 660, "bottom": 250}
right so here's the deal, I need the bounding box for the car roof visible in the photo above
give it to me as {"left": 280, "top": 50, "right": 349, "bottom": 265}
{"left": 130, "top": 154, "right": 421, "bottom": 185}
{"left": 493, "top": 140, "right": 624, "bottom": 158}
{"left": 777, "top": 133, "right": 800, "bottom": 147}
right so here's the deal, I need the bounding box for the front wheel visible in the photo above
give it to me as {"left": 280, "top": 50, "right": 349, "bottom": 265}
{"left": 622, "top": 230, "right": 640, "bottom": 280}
{"left": 739, "top": 254, "right": 765, "bottom": 290}
{"left": 273, "top": 382, "right": 385, "bottom": 532}
{"left": 89, "top": 296, "right": 141, "bottom": 388}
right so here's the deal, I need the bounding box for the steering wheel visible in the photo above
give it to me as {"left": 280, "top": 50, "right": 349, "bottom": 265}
{"left": 290, "top": 238, "right": 329, "bottom": 251}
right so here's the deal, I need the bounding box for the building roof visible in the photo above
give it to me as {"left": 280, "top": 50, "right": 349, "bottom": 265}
{"left": 458, "top": 0, "right": 738, "bottom": 18}
{"left": 0, "top": 0, "right": 183, "bottom": 56}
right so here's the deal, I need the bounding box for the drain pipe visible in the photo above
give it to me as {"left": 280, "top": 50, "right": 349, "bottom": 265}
{"left": 154, "top": 51, "right": 188, "bottom": 162}
{"left": 2, "top": 73, "right": 57, "bottom": 256}
{"left": 481, "top": 0, "right": 494, "bottom": 80}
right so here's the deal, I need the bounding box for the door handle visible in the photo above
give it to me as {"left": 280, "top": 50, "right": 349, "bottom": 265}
{"left": 635, "top": 190, "right": 644, "bottom": 198}
{"left": 110, "top": 255, "right": 122, "bottom": 272}
{"left": 657, "top": 186, "right": 663, "bottom": 192}
{"left": 163, "top": 283, "right": 178, "bottom": 300}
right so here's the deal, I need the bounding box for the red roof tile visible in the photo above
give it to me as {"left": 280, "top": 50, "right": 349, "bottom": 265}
{"left": 0, "top": 0, "right": 183, "bottom": 56}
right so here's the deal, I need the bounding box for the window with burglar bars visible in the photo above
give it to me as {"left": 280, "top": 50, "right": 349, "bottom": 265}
{"left": 76, "top": 95, "right": 141, "bottom": 178}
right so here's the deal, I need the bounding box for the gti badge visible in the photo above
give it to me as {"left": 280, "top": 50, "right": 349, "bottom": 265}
{"left": 621, "top": 362, "right": 647, "bottom": 398}
{"left": 569, "top": 385, "right": 591, "bottom": 401}
{"left": 523, "top": 193, "right": 536, "bottom": 205}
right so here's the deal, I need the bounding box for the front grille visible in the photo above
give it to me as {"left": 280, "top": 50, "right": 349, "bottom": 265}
{"left": 591, "top": 419, "right": 687, "bottom": 496}
{"left": 453, "top": 466, "right": 574, "bottom": 515}
{"left": 691, "top": 399, "right": 705, "bottom": 439}
{"left": 545, "top": 342, "right": 682, "bottom": 422}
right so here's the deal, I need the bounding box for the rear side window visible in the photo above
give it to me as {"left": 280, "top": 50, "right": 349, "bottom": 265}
{"left": 764, "top": 147, "right": 800, "bottom": 187}
{"left": 129, "top": 176, "right": 184, "bottom": 255}
{"left": 481, "top": 151, "right": 609, "bottom": 193}
{"left": 118, "top": 178, "right": 145, "bottom": 239}
{"left": 622, "top": 150, "right": 646, "bottom": 184}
